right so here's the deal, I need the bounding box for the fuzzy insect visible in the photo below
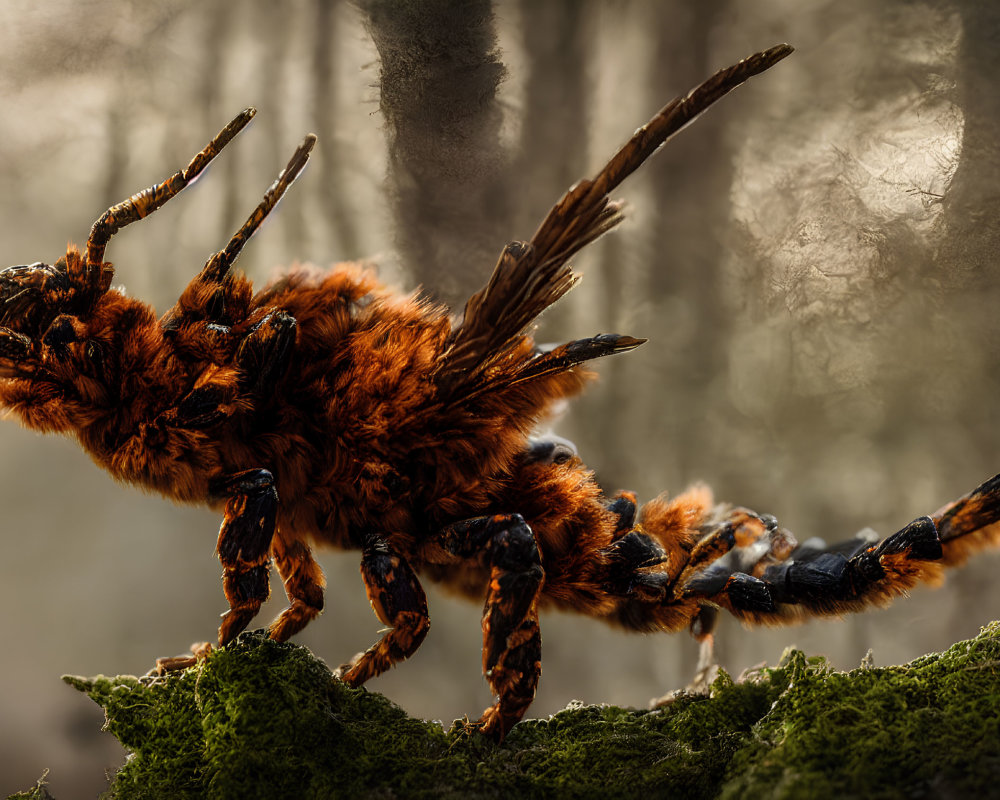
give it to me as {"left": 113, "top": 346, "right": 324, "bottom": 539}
{"left": 2, "top": 44, "right": 999, "bottom": 742}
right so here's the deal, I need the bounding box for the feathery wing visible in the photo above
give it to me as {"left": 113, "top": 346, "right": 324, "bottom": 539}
{"left": 434, "top": 44, "right": 794, "bottom": 394}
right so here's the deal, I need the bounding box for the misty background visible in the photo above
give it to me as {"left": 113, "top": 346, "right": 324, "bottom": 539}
{"left": 1, "top": 1, "right": 999, "bottom": 796}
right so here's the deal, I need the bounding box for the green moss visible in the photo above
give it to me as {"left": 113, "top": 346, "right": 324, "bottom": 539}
{"left": 57, "top": 623, "right": 1000, "bottom": 799}
{"left": 63, "top": 634, "right": 464, "bottom": 800}
{"left": 6, "top": 772, "right": 55, "bottom": 800}
{"left": 721, "top": 625, "right": 1000, "bottom": 799}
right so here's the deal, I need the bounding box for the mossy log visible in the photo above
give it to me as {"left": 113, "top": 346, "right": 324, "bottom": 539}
{"left": 13, "top": 622, "right": 1000, "bottom": 799}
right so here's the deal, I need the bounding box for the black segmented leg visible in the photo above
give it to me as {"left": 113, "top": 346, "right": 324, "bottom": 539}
{"left": 601, "top": 528, "right": 670, "bottom": 601}
{"left": 601, "top": 506, "right": 774, "bottom": 606}
{"left": 705, "top": 474, "right": 1000, "bottom": 618}
{"left": 1, "top": 306, "right": 81, "bottom": 379}
{"left": 40, "top": 315, "right": 76, "bottom": 358}
{"left": 440, "top": 513, "right": 545, "bottom": 742}
{"left": 236, "top": 310, "right": 298, "bottom": 394}
{"left": 213, "top": 469, "right": 279, "bottom": 646}
{"left": 765, "top": 516, "right": 940, "bottom": 606}
{"left": 682, "top": 514, "right": 945, "bottom": 620}
{"left": 338, "top": 534, "right": 429, "bottom": 687}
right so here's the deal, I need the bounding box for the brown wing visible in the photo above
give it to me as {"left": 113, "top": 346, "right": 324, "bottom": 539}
{"left": 433, "top": 44, "right": 794, "bottom": 395}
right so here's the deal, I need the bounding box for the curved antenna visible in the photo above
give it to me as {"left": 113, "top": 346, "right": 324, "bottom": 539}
{"left": 159, "top": 131, "right": 317, "bottom": 332}
{"left": 85, "top": 107, "right": 257, "bottom": 273}
{"left": 200, "top": 133, "right": 317, "bottom": 285}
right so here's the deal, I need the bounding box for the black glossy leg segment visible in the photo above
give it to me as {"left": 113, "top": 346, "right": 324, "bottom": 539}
{"left": 683, "top": 514, "right": 945, "bottom": 619}
{"left": 214, "top": 468, "right": 278, "bottom": 646}
{"left": 340, "top": 535, "right": 429, "bottom": 687}
{"left": 440, "top": 513, "right": 545, "bottom": 742}
{"left": 760, "top": 516, "right": 941, "bottom": 609}
{"left": 601, "top": 530, "right": 669, "bottom": 600}
{"left": 174, "top": 383, "right": 230, "bottom": 429}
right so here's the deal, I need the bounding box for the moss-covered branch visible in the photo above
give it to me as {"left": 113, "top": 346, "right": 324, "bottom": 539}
{"left": 15, "top": 622, "right": 1000, "bottom": 799}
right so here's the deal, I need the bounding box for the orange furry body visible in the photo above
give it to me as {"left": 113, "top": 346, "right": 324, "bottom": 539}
{"left": 0, "top": 253, "right": 698, "bottom": 619}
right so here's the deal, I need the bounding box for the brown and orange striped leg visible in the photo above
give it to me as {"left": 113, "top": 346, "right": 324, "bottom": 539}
{"left": 674, "top": 508, "right": 786, "bottom": 588}
{"left": 479, "top": 599, "right": 542, "bottom": 742}
{"left": 441, "top": 513, "right": 545, "bottom": 742}
{"left": 337, "top": 534, "right": 430, "bottom": 687}
{"left": 214, "top": 469, "right": 279, "bottom": 646}
{"left": 934, "top": 473, "right": 1000, "bottom": 566}
{"left": 268, "top": 534, "right": 326, "bottom": 642}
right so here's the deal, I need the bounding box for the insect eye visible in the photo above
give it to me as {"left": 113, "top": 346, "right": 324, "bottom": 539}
{"left": 524, "top": 436, "right": 578, "bottom": 466}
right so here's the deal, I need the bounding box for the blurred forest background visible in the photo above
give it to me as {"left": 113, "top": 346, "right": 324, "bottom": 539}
{"left": 1, "top": 0, "right": 999, "bottom": 796}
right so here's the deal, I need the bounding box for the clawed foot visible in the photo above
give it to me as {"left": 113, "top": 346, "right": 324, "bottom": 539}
{"left": 649, "top": 671, "right": 717, "bottom": 708}
{"left": 332, "top": 651, "right": 365, "bottom": 683}
{"left": 688, "top": 659, "right": 721, "bottom": 693}
{"left": 649, "top": 634, "right": 720, "bottom": 708}
{"left": 148, "top": 641, "right": 215, "bottom": 675}
{"left": 447, "top": 714, "right": 500, "bottom": 746}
